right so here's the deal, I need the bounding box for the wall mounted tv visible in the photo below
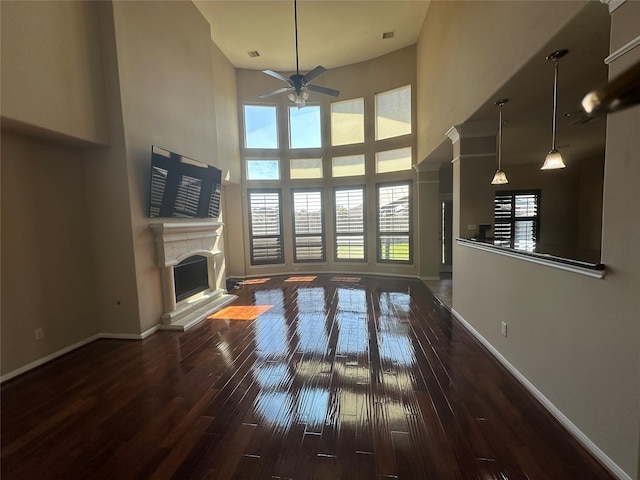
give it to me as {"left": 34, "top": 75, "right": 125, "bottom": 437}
{"left": 148, "top": 145, "right": 222, "bottom": 219}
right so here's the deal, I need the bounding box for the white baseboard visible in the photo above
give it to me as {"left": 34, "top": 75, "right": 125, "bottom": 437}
{"left": 0, "top": 334, "right": 100, "bottom": 383}
{"left": 451, "top": 308, "right": 631, "bottom": 480}
{"left": 1, "top": 325, "right": 163, "bottom": 384}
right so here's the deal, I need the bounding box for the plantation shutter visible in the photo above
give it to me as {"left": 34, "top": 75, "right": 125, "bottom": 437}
{"left": 293, "top": 190, "right": 325, "bottom": 262}
{"left": 334, "top": 188, "right": 365, "bottom": 260}
{"left": 249, "top": 190, "right": 284, "bottom": 265}
{"left": 377, "top": 183, "right": 411, "bottom": 262}
{"left": 494, "top": 191, "right": 539, "bottom": 252}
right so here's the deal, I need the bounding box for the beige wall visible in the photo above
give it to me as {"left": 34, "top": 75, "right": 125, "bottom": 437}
{"left": 429, "top": 2, "right": 639, "bottom": 477}
{"left": 1, "top": 132, "right": 99, "bottom": 374}
{"left": 1, "top": 0, "right": 240, "bottom": 371}
{"left": 416, "top": 0, "right": 586, "bottom": 165}
{"left": 1, "top": 1, "right": 109, "bottom": 145}
{"left": 107, "top": 0, "right": 223, "bottom": 333}
{"left": 211, "top": 41, "right": 242, "bottom": 184}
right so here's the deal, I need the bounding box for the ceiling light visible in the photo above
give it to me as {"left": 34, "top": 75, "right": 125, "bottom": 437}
{"left": 541, "top": 49, "right": 568, "bottom": 170}
{"left": 491, "top": 99, "right": 509, "bottom": 185}
{"left": 288, "top": 90, "right": 309, "bottom": 107}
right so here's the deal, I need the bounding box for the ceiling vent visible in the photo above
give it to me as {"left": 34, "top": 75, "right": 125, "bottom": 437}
{"left": 382, "top": 31, "right": 395, "bottom": 40}
{"left": 247, "top": 50, "right": 260, "bottom": 58}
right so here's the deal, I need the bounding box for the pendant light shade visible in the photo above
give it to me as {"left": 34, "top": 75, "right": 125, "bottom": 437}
{"left": 541, "top": 49, "right": 568, "bottom": 170}
{"left": 491, "top": 170, "right": 509, "bottom": 185}
{"left": 491, "top": 99, "right": 509, "bottom": 185}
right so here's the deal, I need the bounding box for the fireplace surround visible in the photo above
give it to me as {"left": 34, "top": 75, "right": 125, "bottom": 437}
{"left": 150, "top": 221, "right": 236, "bottom": 330}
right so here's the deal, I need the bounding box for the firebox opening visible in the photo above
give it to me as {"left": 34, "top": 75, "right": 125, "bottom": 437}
{"left": 174, "top": 255, "right": 209, "bottom": 302}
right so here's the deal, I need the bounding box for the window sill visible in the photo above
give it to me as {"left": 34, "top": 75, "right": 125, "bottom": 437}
{"left": 456, "top": 238, "right": 606, "bottom": 279}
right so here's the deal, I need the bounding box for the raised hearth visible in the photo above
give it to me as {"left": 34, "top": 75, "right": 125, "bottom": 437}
{"left": 150, "top": 221, "right": 235, "bottom": 330}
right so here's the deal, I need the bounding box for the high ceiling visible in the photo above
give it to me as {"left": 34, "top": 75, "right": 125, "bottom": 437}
{"left": 194, "top": 1, "right": 611, "bottom": 169}
{"left": 193, "top": 1, "right": 430, "bottom": 72}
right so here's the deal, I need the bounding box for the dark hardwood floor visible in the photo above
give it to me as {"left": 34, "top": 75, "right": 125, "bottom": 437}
{"left": 1, "top": 275, "right": 614, "bottom": 479}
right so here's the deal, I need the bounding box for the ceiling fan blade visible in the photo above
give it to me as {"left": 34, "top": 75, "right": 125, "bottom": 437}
{"left": 307, "top": 84, "right": 340, "bottom": 97}
{"left": 259, "top": 86, "right": 291, "bottom": 99}
{"left": 303, "top": 65, "right": 327, "bottom": 82}
{"left": 262, "top": 69, "right": 292, "bottom": 84}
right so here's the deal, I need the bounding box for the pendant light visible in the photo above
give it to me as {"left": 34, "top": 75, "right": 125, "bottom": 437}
{"left": 541, "top": 49, "right": 568, "bottom": 170}
{"left": 491, "top": 99, "right": 509, "bottom": 185}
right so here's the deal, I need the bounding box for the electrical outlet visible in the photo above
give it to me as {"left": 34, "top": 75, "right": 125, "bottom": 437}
{"left": 500, "top": 321, "right": 508, "bottom": 337}
{"left": 34, "top": 328, "right": 45, "bottom": 341}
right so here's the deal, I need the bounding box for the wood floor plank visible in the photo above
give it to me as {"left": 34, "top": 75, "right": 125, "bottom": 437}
{"left": 1, "top": 274, "right": 616, "bottom": 479}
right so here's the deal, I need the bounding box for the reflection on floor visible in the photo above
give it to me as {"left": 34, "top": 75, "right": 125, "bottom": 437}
{"left": 0, "top": 274, "right": 613, "bottom": 479}
{"left": 423, "top": 272, "right": 453, "bottom": 309}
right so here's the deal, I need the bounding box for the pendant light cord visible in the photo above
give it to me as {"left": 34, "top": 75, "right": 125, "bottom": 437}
{"left": 551, "top": 59, "right": 559, "bottom": 150}
{"left": 498, "top": 104, "right": 503, "bottom": 170}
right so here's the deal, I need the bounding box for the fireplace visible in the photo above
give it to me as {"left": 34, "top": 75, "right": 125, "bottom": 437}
{"left": 174, "top": 255, "right": 209, "bottom": 302}
{"left": 150, "top": 221, "right": 236, "bottom": 330}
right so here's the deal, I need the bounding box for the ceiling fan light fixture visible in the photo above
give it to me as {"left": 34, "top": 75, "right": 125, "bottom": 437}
{"left": 258, "top": 0, "right": 340, "bottom": 103}
{"left": 288, "top": 90, "right": 309, "bottom": 107}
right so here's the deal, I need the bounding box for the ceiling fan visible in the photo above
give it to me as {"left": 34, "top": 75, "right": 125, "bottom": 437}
{"left": 259, "top": 0, "right": 340, "bottom": 106}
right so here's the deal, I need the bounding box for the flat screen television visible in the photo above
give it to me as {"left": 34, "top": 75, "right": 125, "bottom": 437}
{"left": 148, "top": 145, "right": 222, "bottom": 218}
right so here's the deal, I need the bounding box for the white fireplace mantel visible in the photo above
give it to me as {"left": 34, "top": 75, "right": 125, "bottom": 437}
{"left": 150, "top": 221, "right": 235, "bottom": 331}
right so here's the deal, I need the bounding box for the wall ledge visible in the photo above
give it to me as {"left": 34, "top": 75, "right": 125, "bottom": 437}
{"left": 456, "top": 238, "right": 606, "bottom": 279}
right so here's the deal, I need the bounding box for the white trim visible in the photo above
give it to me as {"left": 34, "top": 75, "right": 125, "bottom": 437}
{"left": 451, "top": 308, "right": 632, "bottom": 480}
{"left": 601, "top": 0, "right": 626, "bottom": 14}
{"left": 1, "top": 334, "right": 100, "bottom": 383}
{"left": 457, "top": 239, "right": 606, "bottom": 279}
{"left": 605, "top": 33, "right": 640, "bottom": 65}
{"left": 451, "top": 155, "right": 460, "bottom": 164}
{"left": 445, "top": 125, "right": 460, "bottom": 144}
{"left": 0, "top": 326, "right": 164, "bottom": 383}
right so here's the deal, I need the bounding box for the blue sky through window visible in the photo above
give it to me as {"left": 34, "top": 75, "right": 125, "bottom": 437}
{"left": 289, "top": 106, "right": 321, "bottom": 149}
{"left": 244, "top": 105, "right": 278, "bottom": 149}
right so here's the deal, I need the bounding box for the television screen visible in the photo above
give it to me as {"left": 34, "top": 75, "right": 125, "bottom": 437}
{"left": 149, "top": 145, "right": 222, "bottom": 218}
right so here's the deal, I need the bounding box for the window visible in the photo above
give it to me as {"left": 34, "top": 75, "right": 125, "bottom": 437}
{"left": 375, "top": 146, "right": 412, "bottom": 174}
{"left": 331, "top": 98, "right": 364, "bottom": 146}
{"left": 377, "top": 182, "right": 411, "bottom": 263}
{"left": 332, "top": 154, "right": 365, "bottom": 178}
{"left": 246, "top": 159, "right": 280, "bottom": 181}
{"left": 289, "top": 106, "right": 321, "bottom": 149}
{"left": 290, "top": 158, "right": 323, "bottom": 179}
{"left": 244, "top": 105, "right": 278, "bottom": 149}
{"left": 375, "top": 85, "right": 411, "bottom": 140}
{"left": 248, "top": 190, "right": 284, "bottom": 265}
{"left": 494, "top": 190, "right": 540, "bottom": 252}
{"left": 334, "top": 187, "right": 366, "bottom": 261}
{"left": 292, "top": 189, "right": 325, "bottom": 262}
